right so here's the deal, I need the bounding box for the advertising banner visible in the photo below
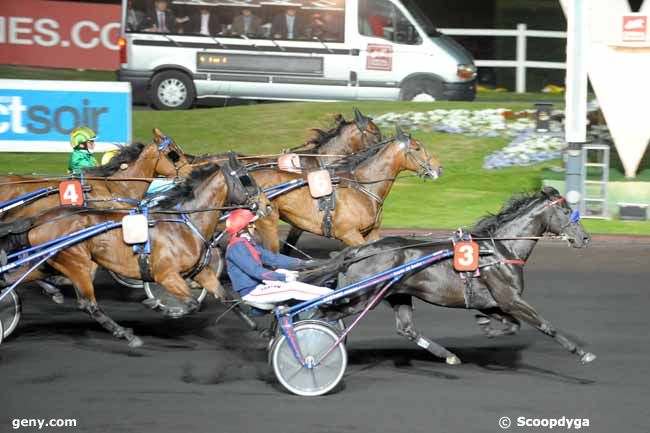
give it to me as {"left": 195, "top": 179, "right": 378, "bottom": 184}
{"left": 0, "top": 79, "right": 131, "bottom": 152}
{"left": 0, "top": 0, "right": 121, "bottom": 70}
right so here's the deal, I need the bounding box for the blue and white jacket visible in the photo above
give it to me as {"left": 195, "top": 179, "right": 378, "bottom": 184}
{"left": 226, "top": 235, "right": 302, "bottom": 296}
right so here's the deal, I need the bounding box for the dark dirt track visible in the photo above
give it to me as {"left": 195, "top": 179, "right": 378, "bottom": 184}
{"left": 0, "top": 236, "right": 649, "bottom": 433}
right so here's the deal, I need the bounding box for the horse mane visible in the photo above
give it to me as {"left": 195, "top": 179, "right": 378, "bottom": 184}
{"left": 472, "top": 190, "right": 545, "bottom": 235}
{"left": 329, "top": 139, "right": 390, "bottom": 172}
{"left": 155, "top": 163, "right": 221, "bottom": 208}
{"left": 83, "top": 143, "right": 146, "bottom": 177}
{"left": 304, "top": 114, "right": 354, "bottom": 152}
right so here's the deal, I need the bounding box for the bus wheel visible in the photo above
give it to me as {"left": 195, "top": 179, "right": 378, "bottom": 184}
{"left": 151, "top": 70, "right": 195, "bottom": 110}
{"left": 401, "top": 78, "right": 443, "bottom": 102}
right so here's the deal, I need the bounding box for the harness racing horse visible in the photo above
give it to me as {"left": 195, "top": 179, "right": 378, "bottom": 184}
{"left": 303, "top": 187, "right": 596, "bottom": 365}
{"left": 0, "top": 163, "right": 268, "bottom": 347}
{"left": 0, "top": 129, "right": 190, "bottom": 221}
{"left": 251, "top": 127, "right": 442, "bottom": 251}
{"left": 0, "top": 131, "right": 190, "bottom": 308}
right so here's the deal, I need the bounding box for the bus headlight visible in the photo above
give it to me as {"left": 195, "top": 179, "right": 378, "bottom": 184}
{"left": 457, "top": 64, "right": 476, "bottom": 79}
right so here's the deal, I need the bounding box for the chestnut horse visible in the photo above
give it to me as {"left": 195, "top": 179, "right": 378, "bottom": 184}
{"left": 0, "top": 163, "right": 267, "bottom": 346}
{"left": 252, "top": 127, "right": 442, "bottom": 251}
{"left": 0, "top": 130, "right": 191, "bottom": 222}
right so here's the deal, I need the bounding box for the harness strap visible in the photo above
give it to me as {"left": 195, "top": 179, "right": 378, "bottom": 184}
{"left": 503, "top": 259, "right": 526, "bottom": 266}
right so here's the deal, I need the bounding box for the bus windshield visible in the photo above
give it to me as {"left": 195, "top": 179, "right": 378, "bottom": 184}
{"left": 400, "top": 0, "right": 439, "bottom": 37}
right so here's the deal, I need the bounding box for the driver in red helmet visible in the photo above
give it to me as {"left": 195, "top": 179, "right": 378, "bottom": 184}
{"left": 225, "top": 209, "right": 332, "bottom": 309}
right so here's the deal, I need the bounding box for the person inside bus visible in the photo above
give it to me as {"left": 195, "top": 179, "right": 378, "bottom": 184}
{"left": 305, "top": 11, "right": 342, "bottom": 41}
{"left": 224, "top": 209, "right": 331, "bottom": 309}
{"left": 358, "top": 0, "right": 390, "bottom": 38}
{"left": 271, "top": 7, "right": 304, "bottom": 40}
{"left": 231, "top": 8, "right": 263, "bottom": 38}
{"left": 68, "top": 126, "right": 97, "bottom": 174}
{"left": 191, "top": 6, "right": 222, "bottom": 36}
{"left": 126, "top": 0, "right": 145, "bottom": 32}
{"left": 145, "top": 0, "right": 176, "bottom": 33}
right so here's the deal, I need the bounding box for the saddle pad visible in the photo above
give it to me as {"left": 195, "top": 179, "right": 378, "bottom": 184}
{"left": 307, "top": 169, "right": 333, "bottom": 198}
{"left": 122, "top": 214, "right": 149, "bottom": 244}
{"left": 278, "top": 153, "right": 302, "bottom": 173}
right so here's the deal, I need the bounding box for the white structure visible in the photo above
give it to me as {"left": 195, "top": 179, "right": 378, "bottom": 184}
{"left": 561, "top": 0, "right": 650, "bottom": 178}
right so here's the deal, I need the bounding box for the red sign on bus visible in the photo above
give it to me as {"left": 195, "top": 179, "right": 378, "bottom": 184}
{"left": 0, "top": 0, "right": 121, "bottom": 70}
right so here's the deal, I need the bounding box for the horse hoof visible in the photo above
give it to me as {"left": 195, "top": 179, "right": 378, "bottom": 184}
{"left": 580, "top": 352, "right": 596, "bottom": 364}
{"left": 142, "top": 298, "right": 161, "bottom": 309}
{"left": 446, "top": 355, "right": 462, "bottom": 365}
{"left": 51, "top": 293, "right": 64, "bottom": 304}
{"left": 128, "top": 336, "right": 144, "bottom": 348}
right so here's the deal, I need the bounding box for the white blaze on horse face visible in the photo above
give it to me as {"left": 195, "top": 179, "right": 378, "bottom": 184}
{"left": 560, "top": 0, "right": 650, "bottom": 177}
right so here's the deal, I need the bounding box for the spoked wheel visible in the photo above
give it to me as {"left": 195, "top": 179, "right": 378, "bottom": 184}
{"left": 109, "top": 271, "right": 144, "bottom": 289}
{"left": 143, "top": 282, "right": 208, "bottom": 317}
{"left": 0, "top": 290, "right": 21, "bottom": 339}
{"left": 0, "top": 320, "right": 4, "bottom": 345}
{"left": 271, "top": 320, "right": 347, "bottom": 397}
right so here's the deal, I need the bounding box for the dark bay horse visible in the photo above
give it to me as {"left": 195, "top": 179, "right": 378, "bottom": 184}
{"left": 251, "top": 127, "right": 442, "bottom": 251}
{"left": 0, "top": 130, "right": 190, "bottom": 222}
{"left": 0, "top": 164, "right": 267, "bottom": 347}
{"left": 303, "top": 187, "right": 596, "bottom": 365}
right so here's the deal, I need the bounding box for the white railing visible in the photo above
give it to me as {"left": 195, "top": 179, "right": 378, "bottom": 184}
{"left": 439, "top": 23, "right": 567, "bottom": 93}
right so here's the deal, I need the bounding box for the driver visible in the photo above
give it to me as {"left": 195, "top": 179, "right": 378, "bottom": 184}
{"left": 68, "top": 126, "right": 98, "bottom": 174}
{"left": 225, "top": 209, "right": 331, "bottom": 309}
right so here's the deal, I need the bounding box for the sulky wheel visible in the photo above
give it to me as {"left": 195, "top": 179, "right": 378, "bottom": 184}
{"left": 0, "top": 319, "right": 3, "bottom": 345}
{"left": 109, "top": 271, "right": 145, "bottom": 289}
{"left": 0, "top": 290, "right": 21, "bottom": 339}
{"left": 271, "top": 320, "right": 347, "bottom": 397}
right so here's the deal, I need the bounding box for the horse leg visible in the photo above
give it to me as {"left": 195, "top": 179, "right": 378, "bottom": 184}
{"left": 389, "top": 296, "right": 461, "bottom": 365}
{"left": 153, "top": 270, "right": 199, "bottom": 318}
{"left": 254, "top": 207, "right": 281, "bottom": 252}
{"left": 280, "top": 226, "right": 303, "bottom": 256}
{"left": 48, "top": 256, "right": 143, "bottom": 347}
{"left": 475, "top": 308, "right": 521, "bottom": 338}
{"left": 486, "top": 278, "right": 596, "bottom": 363}
{"left": 192, "top": 268, "right": 226, "bottom": 300}
{"left": 337, "top": 230, "right": 366, "bottom": 247}
{"left": 363, "top": 229, "right": 381, "bottom": 242}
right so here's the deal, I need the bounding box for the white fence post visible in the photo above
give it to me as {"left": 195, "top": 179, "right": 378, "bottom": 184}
{"left": 516, "top": 23, "right": 528, "bottom": 93}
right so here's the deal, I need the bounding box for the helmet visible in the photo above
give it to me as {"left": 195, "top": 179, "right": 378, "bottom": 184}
{"left": 100, "top": 149, "right": 119, "bottom": 165}
{"left": 226, "top": 209, "right": 257, "bottom": 235}
{"left": 70, "top": 126, "right": 97, "bottom": 149}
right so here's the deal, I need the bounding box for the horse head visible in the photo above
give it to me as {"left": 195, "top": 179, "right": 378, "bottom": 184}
{"left": 151, "top": 128, "right": 192, "bottom": 177}
{"left": 395, "top": 126, "right": 442, "bottom": 180}
{"left": 539, "top": 187, "right": 591, "bottom": 248}
{"left": 353, "top": 108, "right": 382, "bottom": 147}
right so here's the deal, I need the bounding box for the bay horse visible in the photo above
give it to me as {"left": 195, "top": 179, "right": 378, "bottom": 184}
{"left": 251, "top": 127, "right": 442, "bottom": 251}
{"left": 0, "top": 129, "right": 191, "bottom": 221}
{"left": 0, "top": 163, "right": 268, "bottom": 347}
{"left": 240, "top": 108, "right": 382, "bottom": 170}
{"left": 303, "top": 187, "right": 595, "bottom": 365}
{"left": 0, "top": 130, "right": 191, "bottom": 303}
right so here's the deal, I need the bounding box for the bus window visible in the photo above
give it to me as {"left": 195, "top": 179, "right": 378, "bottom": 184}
{"left": 358, "top": 0, "right": 421, "bottom": 45}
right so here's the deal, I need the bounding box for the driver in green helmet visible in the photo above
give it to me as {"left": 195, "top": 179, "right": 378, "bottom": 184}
{"left": 68, "top": 126, "right": 98, "bottom": 174}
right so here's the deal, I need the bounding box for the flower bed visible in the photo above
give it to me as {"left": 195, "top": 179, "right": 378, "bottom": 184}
{"left": 373, "top": 109, "right": 566, "bottom": 169}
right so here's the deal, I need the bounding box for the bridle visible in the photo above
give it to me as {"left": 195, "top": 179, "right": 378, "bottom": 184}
{"left": 545, "top": 196, "right": 582, "bottom": 234}
{"left": 157, "top": 136, "right": 187, "bottom": 176}
{"left": 355, "top": 119, "right": 383, "bottom": 149}
{"left": 400, "top": 136, "right": 439, "bottom": 179}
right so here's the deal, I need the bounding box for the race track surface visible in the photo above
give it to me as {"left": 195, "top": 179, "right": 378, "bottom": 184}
{"left": 0, "top": 237, "right": 648, "bottom": 433}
